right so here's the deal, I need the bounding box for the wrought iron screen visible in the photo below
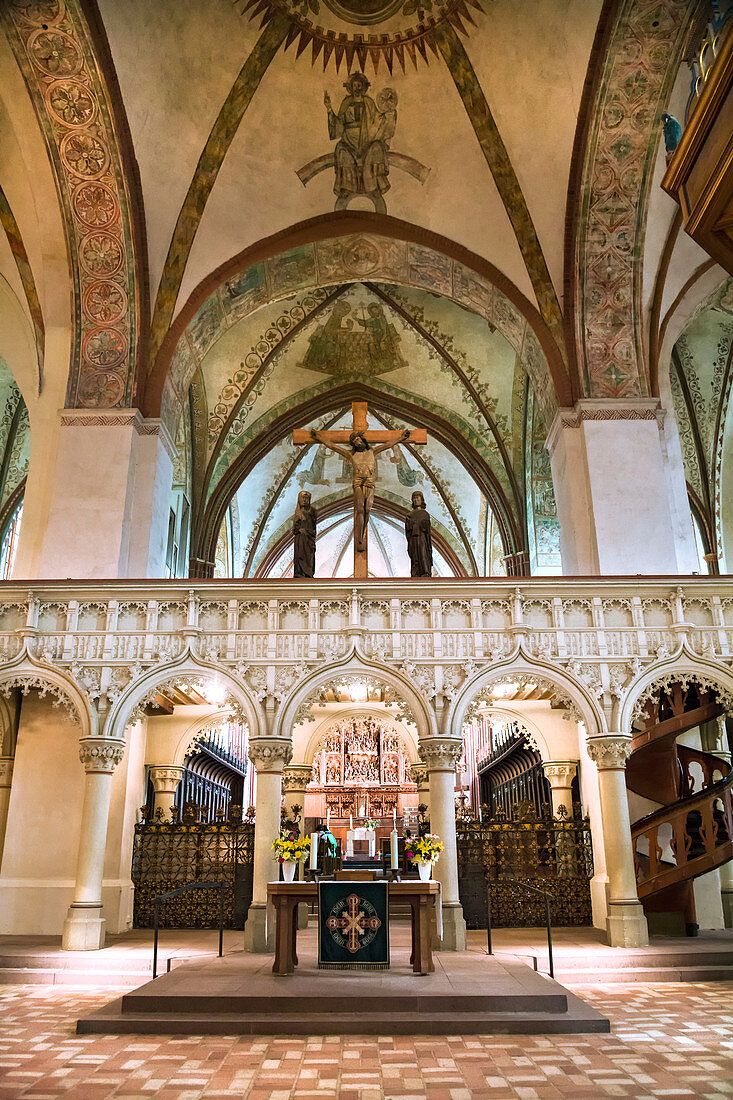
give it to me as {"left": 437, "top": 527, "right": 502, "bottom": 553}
{"left": 132, "top": 821, "right": 254, "bottom": 929}
{"left": 457, "top": 804, "right": 594, "bottom": 928}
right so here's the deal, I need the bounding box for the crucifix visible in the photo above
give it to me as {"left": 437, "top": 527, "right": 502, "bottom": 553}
{"left": 293, "top": 401, "right": 427, "bottom": 577}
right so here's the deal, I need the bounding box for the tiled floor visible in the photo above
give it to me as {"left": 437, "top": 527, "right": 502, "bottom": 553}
{"left": 1, "top": 981, "right": 733, "bottom": 1098}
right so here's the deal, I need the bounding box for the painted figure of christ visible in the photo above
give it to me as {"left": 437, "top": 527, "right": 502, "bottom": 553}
{"left": 309, "top": 426, "right": 411, "bottom": 552}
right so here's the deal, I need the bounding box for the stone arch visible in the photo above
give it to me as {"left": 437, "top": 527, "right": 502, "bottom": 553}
{"left": 276, "top": 646, "right": 437, "bottom": 744}
{"left": 146, "top": 214, "right": 571, "bottom": 426}
{"left": 0, "top": 654, "right": 95, "bottom": 738}
{"left": 104, "top": 651, "right": 263, "bottom": 744}
{"left": 300, "top": 705, "right": 419, "bottom": 769}
{"left": 170, "top": 707, "right": 249, "bottom": 769}
{"left": 195, "top": 381, "right": 524, "bottom": 571}
{"left": 619, "top": 646, "right": 733, "bottom": 733}
{"left": 465, "top": 703, "right": 552, "bottom": 763}
{"left": 448, "top": 649, "right": 607, "bottom": 744}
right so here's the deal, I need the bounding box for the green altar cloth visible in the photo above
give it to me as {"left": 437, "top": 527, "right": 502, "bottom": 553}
{"left": 318, "top": 880, "right": 389, "bottom": 970}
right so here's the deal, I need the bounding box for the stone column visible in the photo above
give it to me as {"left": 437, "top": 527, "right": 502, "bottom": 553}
{"left": 243, "top": 737, "right": 292, "bottom": 953}
{"left": 0, "top": 757, "right": 13, "bottom": 871}
{"left": 419, "top": 738, "right": 466, "bottom": 951}
{"left": 62, "top": 738, "right": 126, "bottom": 951}
{"left": 149, "top": 765, "right": 184, "bottom": 820}
{"left": 282, "top": 763, "right": 313, "bottom": 930}
{"left": 586, "top": 733, "right": 649, "bottom": 948}
{"left": 543, "top": 760, "right": 577, "bottom": 818}
{"left": 281, "top": 764, "right": 312, "bottom": 830}
{"left": 410, "top": 761, "right": 430, "bottom": 821}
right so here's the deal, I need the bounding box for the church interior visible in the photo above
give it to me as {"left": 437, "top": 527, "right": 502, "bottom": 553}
{"left": 1, "top": 0, "right": 733, "bottom": 1093}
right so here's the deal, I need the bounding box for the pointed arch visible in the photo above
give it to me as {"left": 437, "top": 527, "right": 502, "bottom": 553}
{"left": 619, "top": 645, "right": 733, "bottom": 732}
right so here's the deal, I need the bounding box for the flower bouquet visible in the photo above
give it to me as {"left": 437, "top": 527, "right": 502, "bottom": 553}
{"left": 363, "top": 818, "right": 378, "bottom": 830}
{"left": 405, "top": 832, "right": 444, "bottom": 881}
{"left": 272, "top": 835, "right": 311, "bottom": 881}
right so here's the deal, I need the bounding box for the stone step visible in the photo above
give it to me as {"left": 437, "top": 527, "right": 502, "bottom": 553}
{"left": 502, "top": 949, "right": 733, "bottom": 970}
{"left": 79, "top": 1000, "right": 609, "bottom": 1036}
{"left": 121, "top": 988, "right": 569, "bottom": 1016}
{"left": 0, "top": 967, "right": 154, "bottom": 986}
{"left": 555, "top": 965, "right": 733, "bottom": 984}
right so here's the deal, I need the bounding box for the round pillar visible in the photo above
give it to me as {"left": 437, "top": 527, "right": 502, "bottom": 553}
{"left": 281, "top": 764, "right": 312, "bottom": 833}
{"left": 543, "top": 760, "right": 578, "bottom": 817}
{"left": 410, "top": 761, "right": 430, "bottom": 821}
{"left": 149, "top": 765, "right": 184, "bottom": 820}
{"left": 586, "top": 733, "right": 649, "bottom": 948}
{"left": 243, "top": 737, "right": 292, "bottom": 953}
{"left": 419, "top": 738, "right": 466, "bottom": 951}
{"left": 282, "top": 762, "right": 312, "bottom": 930}
{"left": 62, "top": 738, "right": 126, "bottom": 951}
{"left": 0, "top": 757, "right": 14, "bottom": 872}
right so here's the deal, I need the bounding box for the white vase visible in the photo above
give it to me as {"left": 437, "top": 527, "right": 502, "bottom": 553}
{"left": 418, "top": 861, "right": 432, "bottom": 882}
{"left": 281, "top": 860, "right": 296, "bottom": 882}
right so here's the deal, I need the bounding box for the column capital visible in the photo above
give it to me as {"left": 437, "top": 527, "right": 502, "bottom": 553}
{"left": 419, "top": 738, "right": 463, "bottom": 772}
{"left": 543, "top": 760, "right": 578, "bottom": 786}
{"left": 78, "top": 738, "right": 125, "bottom": 774}
{"left": 248, "top": 738, "right": 293, "bottom": 772}
{"left": 0, "top": 756, "right": 14, "bottom": 787}
{"left": 281, "top": 763, "right": 313, "bottom": 791}
{"left": 586, "top": 733, "right": 632, "bottom": 770}
{"left": 149, "top": 764, "right": 185, "bottom": 793}
{"left": 410, "top": 762, "right": 429, "bottom": 787}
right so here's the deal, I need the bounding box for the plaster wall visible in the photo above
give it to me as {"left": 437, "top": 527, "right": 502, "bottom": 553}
{"left": 550, "top": 413, "right": 680, "bottom": 574}
{"left": 27, "top": 418, "right": 174, "bottom": 580}
{"left": 144, "top": 706, "right": 219, "bottom": 766}
{"left": 0, "top": 694, "right": 84, "bottom": 934}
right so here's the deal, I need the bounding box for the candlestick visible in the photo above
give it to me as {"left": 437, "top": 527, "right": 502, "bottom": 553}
{"left": 392, "top": 807, "right": 396, "bottom": 827}
{"left": 350, "top": 813, "right": 353, "bottom": 831}
{"left": 390, "top": 829, "right": 398, "bottom": 871}
{"left": 309, "top": 832, "right": 318, "bottom": 871}
{"left": 326, "top": 807, "right": 330, "bottom": 828}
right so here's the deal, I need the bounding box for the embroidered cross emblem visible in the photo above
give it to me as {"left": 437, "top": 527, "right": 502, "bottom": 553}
{"left": 326, "top": 892, "right": 382, "bottom": 954}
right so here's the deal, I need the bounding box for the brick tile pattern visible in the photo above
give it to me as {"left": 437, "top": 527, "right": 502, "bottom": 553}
{"left": 0, "top": 982, "right": 732, "bottom": 1098}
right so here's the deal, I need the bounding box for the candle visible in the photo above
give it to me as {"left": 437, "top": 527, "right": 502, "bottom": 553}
{"left": 478, "top": 803, "right": 482, "bottom": 823}
{"left": 390, "top": 829, "right": 399, "bottom": 871}
{"left": 350, "top": 813, "right": 353, "bottom": 831}
{"left": 309, "top": 832, "right": 318, "bottom": 871}
{"left": 392, "top": 807, "right": 396, "bottom": 827}
{"left": 326, "top": 807, "right": 330, "bottom": 828}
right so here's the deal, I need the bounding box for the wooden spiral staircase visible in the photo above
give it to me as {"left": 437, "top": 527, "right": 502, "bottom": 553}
{"left": 628, "top": 682, "right": 733, "bottom": 935}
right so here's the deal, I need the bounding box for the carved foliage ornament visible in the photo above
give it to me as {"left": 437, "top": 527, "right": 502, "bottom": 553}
{"left": 585, "top": 734, "right": 632, "bottom": 770}
{"left": 78, "top": 737, "right": 125, "bottom": 773}
{"left": 0, "top": 674, "right": 78, "bottom": 722}
{"left": 248, "top": 738, "right": 293, "bottom": 770}
{"left": 419, "top": 737, "right": 463, "bottom": 771}
{"left": 631, "top": 672, "right": 733, "bottom": 723}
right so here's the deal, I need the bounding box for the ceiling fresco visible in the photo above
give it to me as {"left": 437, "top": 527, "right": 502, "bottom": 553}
{"left": 169, "top": 271, "right": 561, "bottom": 577}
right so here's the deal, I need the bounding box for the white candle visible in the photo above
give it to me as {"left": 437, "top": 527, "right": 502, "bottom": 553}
{"left": 478, "top": 803, "right": 482, "bottom": 823}
{"left": 390, "top": 829, "right": 398, "bottom": 871}
{"left": 350, "top": 813, "right": 353, "bottom": 831}
{"left": 309, "top": 832, "right": 318, "bottom": 870}
{"left": 326, "top": 808, "right": 330, "bottom": 828}
{"left": 392, "top": 807, "right": 396, "bottom": 827}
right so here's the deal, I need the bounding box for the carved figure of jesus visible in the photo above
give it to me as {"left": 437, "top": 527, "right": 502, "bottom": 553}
{"left": 309, "top": 426, "right": 411, "bottom": 552}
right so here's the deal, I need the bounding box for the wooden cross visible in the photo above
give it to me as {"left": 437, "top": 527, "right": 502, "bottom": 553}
{"left": 293, "top": 401, "right": 427, "bottom": 577}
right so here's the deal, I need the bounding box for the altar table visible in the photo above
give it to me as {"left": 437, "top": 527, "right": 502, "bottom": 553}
{"left": 267, "top": 880, "right": 439, "bottom": 976}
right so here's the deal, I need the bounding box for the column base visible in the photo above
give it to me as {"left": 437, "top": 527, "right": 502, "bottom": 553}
{"left": 605, "top": 900, "right": 649, "bottom": 947}
{"left": 438, "top": 902, "right": 466, "bottom": 951}
{"left": 61, "top": 904, "right": 106, "bottom": 951}
{"left": 243, "top": 904, "right": 273, "bottom": 953}
{"left": 298, "top": 902, "right": 309, "bottom": 930}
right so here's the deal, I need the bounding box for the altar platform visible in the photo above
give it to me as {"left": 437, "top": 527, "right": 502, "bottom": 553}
{"left": 77, "top": 925, "right": 609, "bottom": 1036}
